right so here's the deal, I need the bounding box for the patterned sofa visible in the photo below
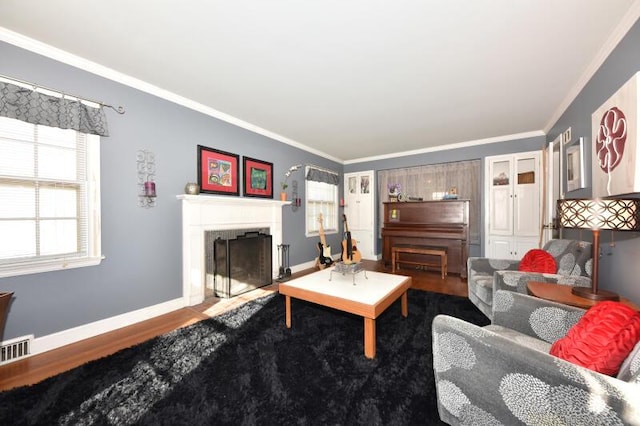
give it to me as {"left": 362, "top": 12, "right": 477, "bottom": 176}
{"left": 467, "top": 239, "right": 593, "bottom": 319}
{"left": 432, "top": 290, "right": 640, "bottom": 425}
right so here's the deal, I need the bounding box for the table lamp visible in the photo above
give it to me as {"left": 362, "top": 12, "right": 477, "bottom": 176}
{"left": 557, "top": 198, "right": 640, "bottom": 301}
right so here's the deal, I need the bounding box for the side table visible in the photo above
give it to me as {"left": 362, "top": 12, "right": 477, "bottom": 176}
{"left": 527, "top": 281, "right": 640, "bottom": 311}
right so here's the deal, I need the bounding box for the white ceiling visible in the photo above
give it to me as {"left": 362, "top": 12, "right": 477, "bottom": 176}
{"left": 1, "top": 1, "right": 639, "bottom": 163}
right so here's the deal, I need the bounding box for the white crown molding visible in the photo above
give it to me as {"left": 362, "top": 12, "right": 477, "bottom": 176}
{"left": 345, "top": 130, "right": 546, "bottom": 164}
{"left": 543, "top": 2, "right": 640, "bottom": 133}
{"left": 0, "top": 27, "right": 343, "bottom": 164}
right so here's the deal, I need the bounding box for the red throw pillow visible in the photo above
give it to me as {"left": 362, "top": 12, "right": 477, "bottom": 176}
{"left": 518, "top": 249, "right": 557, "bottom": 274}
{"left": 550, "top": 301, "right": 640, "bottom": 376}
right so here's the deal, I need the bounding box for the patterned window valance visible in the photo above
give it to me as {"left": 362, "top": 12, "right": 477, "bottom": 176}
{"left": 0, "top": 81, "right": 109, "bottom": 136}
{"left": 306, "top": 166, "right": 339, "bottom": 185}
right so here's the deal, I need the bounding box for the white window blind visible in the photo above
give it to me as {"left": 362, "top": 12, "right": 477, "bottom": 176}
{"left": 0, "top": 116, "right": 102, "bottom": 277}
{"left": 305, "top": 170, "right": 338, "bottom": 236}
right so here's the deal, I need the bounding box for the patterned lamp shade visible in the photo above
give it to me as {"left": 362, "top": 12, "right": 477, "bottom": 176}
{"left": 557, "top": 198, "right": 640, "bottom": 231}
{"left": 556, "top": 198, "right": 640, "bottom": 301}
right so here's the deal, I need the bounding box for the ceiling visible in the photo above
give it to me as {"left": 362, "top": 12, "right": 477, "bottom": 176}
{"left": 1, "top": 1, "right": 639, "bottom": 163}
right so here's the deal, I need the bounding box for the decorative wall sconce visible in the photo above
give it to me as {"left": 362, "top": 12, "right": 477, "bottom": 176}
{"left": 282, "top": 164, "right": 303, "bottom": 210}
{"left": 290, "top": 180, "right": 302, "bottom": 212}
{"left": 137, "top": 149, "right": 157, "bottom": 208}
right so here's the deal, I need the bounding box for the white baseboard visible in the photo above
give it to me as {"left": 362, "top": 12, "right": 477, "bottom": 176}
{"left": 31, "top": 297, "right": 185, "bottom": 356}
{"left": 25, "top": 255, "right": 372, "bottom": 359}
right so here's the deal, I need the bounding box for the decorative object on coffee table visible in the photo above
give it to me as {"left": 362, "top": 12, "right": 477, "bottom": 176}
{"left": 557, "top": 198, "right": 640, "bottom": 300}
{"left": 330, "top": 261, "right": 367, "bottom": 284}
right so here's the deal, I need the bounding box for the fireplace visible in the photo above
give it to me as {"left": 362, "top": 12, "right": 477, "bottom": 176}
{"left": 205, "top": 229, "right": 272, "bottom": 298}
{"left": 178, "top": 194, "right": 287, "bottom": 306}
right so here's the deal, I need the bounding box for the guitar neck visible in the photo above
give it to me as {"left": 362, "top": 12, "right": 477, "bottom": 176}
{"left": 318, "top": 215, "right": 329, "bottom": 247}
{"left": 319, "top": 228, "right": 328, "bottom": 247}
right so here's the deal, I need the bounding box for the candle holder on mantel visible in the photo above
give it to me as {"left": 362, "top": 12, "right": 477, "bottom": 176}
{"left": 137, "top": 149, "right": 157, "bottom": 208}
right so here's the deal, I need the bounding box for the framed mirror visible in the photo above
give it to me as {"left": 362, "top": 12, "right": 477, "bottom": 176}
{"left": 544, "top": 135, "right": 563, "bottom": 242}
{"left": 565, "top": 137, "right": 586, "bottom": 192}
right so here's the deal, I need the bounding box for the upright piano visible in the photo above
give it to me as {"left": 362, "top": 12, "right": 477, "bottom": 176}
{"left": 381, "top": 200, "right": 470, "bottom": 278}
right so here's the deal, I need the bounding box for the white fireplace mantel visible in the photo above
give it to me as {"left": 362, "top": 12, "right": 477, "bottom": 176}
{"left": 177, "top": 194, "right": 289, "bottom": 305}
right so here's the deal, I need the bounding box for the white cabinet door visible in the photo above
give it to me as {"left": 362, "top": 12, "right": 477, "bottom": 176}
{"left": 488, "top": 236, "right": 539, "bottom": 260}
{"left": 485, "top": 151, "right": 541, "bottom": 257}
{"left": 513, "top": 156, "right": 540, "bottom": 237}
{"left": 490, "top": 185, "right": 513, "bottom": 235}
{"left": 488, "top": 237, "right": 513, "bottom": 259}
{"left": 513, "top": 237, "right": 539, "bottom": 259}
{"left": 488, "top": 157, "right": 514, "bottom": 235}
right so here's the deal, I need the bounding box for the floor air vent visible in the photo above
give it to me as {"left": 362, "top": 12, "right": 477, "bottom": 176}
{"left": 1, "top": 335, "right": 33, "bottom": 364}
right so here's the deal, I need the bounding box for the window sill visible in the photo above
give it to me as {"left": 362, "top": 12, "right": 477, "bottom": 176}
{"left": 306, "top": 230, "right": 338, "bottom": 238}
{"left": 0, "top": 256, "right": 104, "bottom": 278}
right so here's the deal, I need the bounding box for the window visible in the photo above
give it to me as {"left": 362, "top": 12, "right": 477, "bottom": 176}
{"left": 305, "top": 168, "right": 338, "bottom": 237}
{"left": 0, "top": 116, "right": 102, "bottom": 277}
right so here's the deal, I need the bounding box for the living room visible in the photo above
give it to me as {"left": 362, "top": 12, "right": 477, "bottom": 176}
{"left": 1, "top": 2, "right": 640, "bottom": 422}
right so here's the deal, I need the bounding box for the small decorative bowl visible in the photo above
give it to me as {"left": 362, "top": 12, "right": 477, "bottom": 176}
{"left": 184, "top": 182, "right": 200, "bottom": 195}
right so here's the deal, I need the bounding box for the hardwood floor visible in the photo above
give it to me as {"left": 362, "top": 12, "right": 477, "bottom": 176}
{"left": 0, "top": 259, "right": 468, "bottom": 392}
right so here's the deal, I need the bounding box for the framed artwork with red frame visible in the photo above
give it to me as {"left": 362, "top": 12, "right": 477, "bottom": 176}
{"left": 197, "top": 145, "right": 240, "bottom": 196}
{"left": 243, "top": 156, "right": 273, "bottom": 198}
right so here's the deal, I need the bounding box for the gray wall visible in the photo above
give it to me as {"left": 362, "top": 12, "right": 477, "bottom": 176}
{"left": 345, "top": 135, "right": 547, "bottom": 258}
{"left": 545, "top": 18, "right": 640, "bottom": 304}
{"left": 0, "top": 41, "right": 342, "bottom": 341}
{"left": 2, "top": 16, "right": 639, "bottom": 342}
{"left": 345, "top": 17, "right": 640, "bottom": 305}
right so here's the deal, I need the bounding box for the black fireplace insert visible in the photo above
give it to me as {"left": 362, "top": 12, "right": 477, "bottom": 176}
{"left": 211, "top": 231, "right": 272, "bottom": 298}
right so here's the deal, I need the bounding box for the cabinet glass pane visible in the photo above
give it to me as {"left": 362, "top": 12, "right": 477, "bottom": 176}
{"left": 517, "top": 158, "right": 535, "bottom": 184}
{"left": 492, "top": 160, "right": 510, "bottom": 186}
{"left": 348, "top": 177, "right": 357, "bottom": 194}
{"left": 360, "top": 176, "right": 370, "bottom": 194}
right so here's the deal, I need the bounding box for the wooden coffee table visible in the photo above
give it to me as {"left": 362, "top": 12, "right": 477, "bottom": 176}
{"left": 279, "top": 267, "right": 412, "bottom": 358}
{"left": 527, "top": 281, "right": 640, "bottom": 311}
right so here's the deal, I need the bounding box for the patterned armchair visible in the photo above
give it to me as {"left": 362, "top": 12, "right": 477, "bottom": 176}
{"left": 432, "top": 290, "right": 640, "bottom": 425}
{"left": 467, "top": 239, "right": 593, "bottom": 319}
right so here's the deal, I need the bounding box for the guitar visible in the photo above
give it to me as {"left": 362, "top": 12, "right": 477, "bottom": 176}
{"left": 316, "top": 214, "right": 334, "bottom": 269}
{"left": 341, "top": 214, "right": 362, "bottom": 264}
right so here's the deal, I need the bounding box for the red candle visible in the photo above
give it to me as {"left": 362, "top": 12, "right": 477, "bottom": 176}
{"left": 144, "top": 181, "right": 156, "bottom": 197}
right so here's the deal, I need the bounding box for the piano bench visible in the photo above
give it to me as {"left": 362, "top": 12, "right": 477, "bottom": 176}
{"left": 391, "top": 244, "right": 448, "bottom": 279}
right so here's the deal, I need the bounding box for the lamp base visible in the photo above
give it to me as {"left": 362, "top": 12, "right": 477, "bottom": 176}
{"left": 571, "top": 286, "right": 620, "bottom": 301}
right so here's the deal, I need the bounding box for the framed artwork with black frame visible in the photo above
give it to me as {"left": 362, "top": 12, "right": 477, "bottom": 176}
{"left": 197, "top": 145, "right": 240, "bottom": 196}
{"left": 243, "top": 156, "right": 273, "bottom": 198}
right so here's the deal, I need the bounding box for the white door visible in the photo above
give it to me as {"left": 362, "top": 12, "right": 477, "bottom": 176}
{"left": 344, "top": 171, "right": 375, "bottom": 260}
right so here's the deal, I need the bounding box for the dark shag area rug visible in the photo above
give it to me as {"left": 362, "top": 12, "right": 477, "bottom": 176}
{"left": 0, "top": 289, "right": 488, "bottom": 425}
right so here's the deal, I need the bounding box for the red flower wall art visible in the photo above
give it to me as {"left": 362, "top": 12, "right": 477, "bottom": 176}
{"left": 591, "top": 72, "right": 640, "bottom": 197}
